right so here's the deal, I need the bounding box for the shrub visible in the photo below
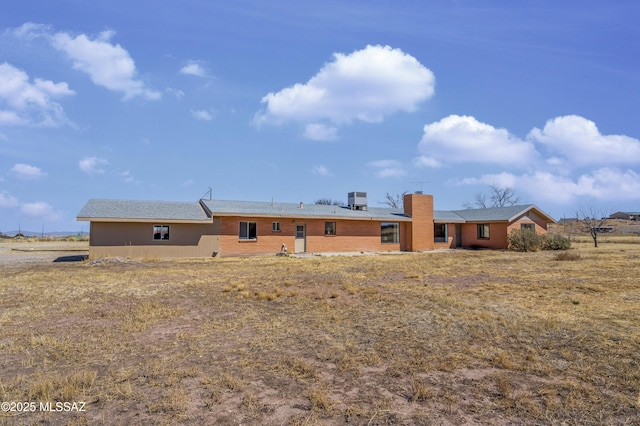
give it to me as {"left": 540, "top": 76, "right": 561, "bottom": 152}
{"left": 508, "top": 229, "right": 572, "bottom": 252}
{"left": 508, "top": 229, "right": 542, "bottom": 252}
{"left": 541, "top": 234, "right": 571, "bottom": 250}
{"left": 555, "top": 252, "right": 580, "bottom": 261}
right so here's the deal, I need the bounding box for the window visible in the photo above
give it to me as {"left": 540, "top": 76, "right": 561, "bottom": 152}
{"left": 521, "top": 223, "right": 535, "bottom": 231}
{"left": 477, "top": 224, "right": 490, "bottom": 239}
{"left": 239, "top": 221, "right": 257, "bottom": 240}
{"left": 324, "top": 221, "right": 336, "bottom": 236}
{"left": 272, "top": 222, "right": 281, "bottom": 232}
{"left": 434, "top": 223, "right": 448, "bottom": 243}
{"left": 153, "top": 225, "right": 170, "bottom": 241}
{"left": 381, "top": 222, "right": 399, "bottom": 243}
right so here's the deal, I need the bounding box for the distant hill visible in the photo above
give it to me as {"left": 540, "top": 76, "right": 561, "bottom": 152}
{"left": 1, "top": 230, "right": 89, "bottom": 238}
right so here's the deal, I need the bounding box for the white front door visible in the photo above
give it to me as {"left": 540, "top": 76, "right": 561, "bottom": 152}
{"left": 294, "top": 224, "right": 306, "bottom": 253}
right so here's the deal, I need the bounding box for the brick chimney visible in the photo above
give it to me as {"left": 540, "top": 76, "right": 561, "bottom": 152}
{"left": 403, "top": 193, "right": 435, "bottom": 252}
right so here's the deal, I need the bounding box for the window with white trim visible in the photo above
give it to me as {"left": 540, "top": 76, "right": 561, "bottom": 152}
{"left": 272, "top": 222, "right": 281, "bottom": 232}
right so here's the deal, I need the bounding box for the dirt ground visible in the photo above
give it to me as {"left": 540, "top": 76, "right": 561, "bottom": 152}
{"left": 0, "top": 240, "right": 89, "bottom": 268}
{"left": 0, "top": 240, "right": 638, "bottom": 425}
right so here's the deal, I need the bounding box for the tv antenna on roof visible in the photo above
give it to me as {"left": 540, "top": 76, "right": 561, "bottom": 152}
{"left": 200, "top": 187, "right": 212, "bottom": 201}
{"left": 412, "top": 181, "right": 429, "bottom": 194}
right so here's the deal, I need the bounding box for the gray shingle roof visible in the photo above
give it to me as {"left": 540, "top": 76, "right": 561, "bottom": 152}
{"left": 200, "top": 199, "right": 411, "bottom": 221}
{"left": 77, "top": 199, "right": 209, "bottom": 221}
{"left": 434, "top": 210, "right": 466, "bottom": 223}
{"left": 77, "top": 199, "right": 555, "bottom": 224}
{"left": 450, "top": 204, "right": 555, "bottom": 223}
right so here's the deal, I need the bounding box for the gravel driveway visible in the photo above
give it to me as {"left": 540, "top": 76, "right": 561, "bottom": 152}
{"left": 0, "top": 240, "right": 89, "bottom": 268}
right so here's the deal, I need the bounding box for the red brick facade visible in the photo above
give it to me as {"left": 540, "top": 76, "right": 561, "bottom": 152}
{"left": 403, "top": 193, "right": 435, "bottom": 252}
{"left": 217, "top": 216, "right": 402, "bottom": 257}
{"left": 80, "top": 194, "right": 554, "bottom": 258}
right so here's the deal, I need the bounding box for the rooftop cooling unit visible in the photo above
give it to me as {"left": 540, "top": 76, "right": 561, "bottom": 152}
{"left": 348, "top": 192, "right": 368, "bottom": 210}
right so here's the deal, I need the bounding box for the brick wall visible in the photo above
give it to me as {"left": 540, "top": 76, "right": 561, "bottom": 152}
{"left": 217, "top": 216, "right": 401, "bottom": 256}
{"left": 461, "top": 223, "right": 509, "bottom": 249}
{"left": 403, "top": 193, "right": 435, "bottom": 251}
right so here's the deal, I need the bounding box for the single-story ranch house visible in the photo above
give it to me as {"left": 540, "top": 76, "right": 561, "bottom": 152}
{"left": 77, "top": 192, "right": 556, "bottom": 259}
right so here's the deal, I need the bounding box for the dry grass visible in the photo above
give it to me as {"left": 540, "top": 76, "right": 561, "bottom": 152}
{"left": 0, "top": 238, "right": 639, "bottom": 424}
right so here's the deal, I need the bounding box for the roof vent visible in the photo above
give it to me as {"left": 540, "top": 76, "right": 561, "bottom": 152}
{"left": 348, "top": 192, "right": 368, "bottom": 211}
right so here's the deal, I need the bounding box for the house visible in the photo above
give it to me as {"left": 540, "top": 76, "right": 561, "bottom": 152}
{"left": 609, "top": 211, "right": 640, "bottom": 221}
{"left": 77, "top": 192, "right": 556, "bottom": 259}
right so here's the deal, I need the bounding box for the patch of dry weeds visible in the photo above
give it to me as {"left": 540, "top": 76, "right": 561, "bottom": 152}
{"left": 0, "top": 240, "right": 638, "bottom": 424}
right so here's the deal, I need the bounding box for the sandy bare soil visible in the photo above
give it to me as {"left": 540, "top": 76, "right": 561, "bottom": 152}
{"left": 0, "top": 239, "right": 638, "bottom": 425}
{"left": 0, "top": 240, "right": 89, "bottom": 268}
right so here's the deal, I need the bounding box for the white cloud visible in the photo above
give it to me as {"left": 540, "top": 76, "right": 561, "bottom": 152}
{"left": 180, "top": 61, "right": 206, "bottom": 77}
{"left": 255, "top": 45, "right": 435, "bottom": 131}
{"left": 21, "top": 201, "right": 62, "bottom": 221}
{"left": 367, "top": 159, "right": 407, "bottom": 178}
{"left": 166, "top": 87, "right": 185, "bottom": 99}
{"left": 417, "top": 115, "right": 539, "bottom": 167}
{"left": 459, "top": 168, "right": 640, "bottom": 205}
{"left": 311, "top": 165, "right": 332, "bottom": 176}
{"left": 0, "top": 110, "right": 27, "bottom": 125}
{"left": 117, "top": 170, "right": 139, "bottom": 183}
{"left": 0, "top": 62, "right": 75, "bottom": 127}
{"left": 79, "top": 156, "right": 108, "bottom": 175}
{"left": 191, "top": 109, "right": 215, "bottom": 121}
{"left": 412, "top": 155, "right": 441, "bottom": 168}
{"left": 11, "top": 22, "right": 51, "bottom": 40}
{"left": 304, "top": 123, "right": 338, "bottom": 141}
{"left": 456, "top": 172, "right": 518, "bottom": 188}
{"left": 528, "top": 115, "right": 640, "bottom": 167}
{"left": 0, "top": 191, "right": 19, "bottom": 208}
{"left": 51, "top": 29, "right": 160, "bottom": 100}
{"left": 10, "top": 163, "right": 47, "bottom": 180}
{"left": 435, "top": 114, "right": 640, "bottom": 206}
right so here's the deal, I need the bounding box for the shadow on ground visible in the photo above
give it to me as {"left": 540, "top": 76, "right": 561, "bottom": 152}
{"left": 54, "top": 255, "right": 89, "bottom": 263}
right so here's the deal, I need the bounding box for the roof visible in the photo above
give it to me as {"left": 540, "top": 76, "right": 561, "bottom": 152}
{"left": 434, "top": 210, "right": 466, "bottom": 223}
{"left": 77, "top": 199, "right": 210, "bottom": 222}
{"left": 449, "top": 204, "right": 556, "bottom": 223}
{"left": 77, "top": 198, "right": 556, "bottom": 224}
{"left": 200, "top": 199, "right": 411, "bottom": 221}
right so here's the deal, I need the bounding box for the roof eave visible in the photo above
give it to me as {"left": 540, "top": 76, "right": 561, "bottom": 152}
{"left": 77, "top": 217, "right": 212, "bottom": 224}
{"left": 209, "top": 212, "right": 412, "bottom": 221}
{"left": 508, "top": 206, "right": 557, "bottom": 224}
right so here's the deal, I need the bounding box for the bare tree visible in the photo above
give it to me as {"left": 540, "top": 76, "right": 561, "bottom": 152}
{"left": 463, "top": 193, "right": 489, "bottom": 209}
{"left": 576, "top": 205, "right": 610, "bottom": 248}
{"left": 464, "top": 183, "right": 520, "bottom": 209}
{"left": 383, "top": 191, "right": 408, "bottom": 209}
{"left": 314, "top": 198, "right": 345, "bottom": 206}
{"left": 489, "top": 184, "right": 520, "bottom": 207}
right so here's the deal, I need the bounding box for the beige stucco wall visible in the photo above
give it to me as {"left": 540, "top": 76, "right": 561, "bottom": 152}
{"left": 89, "top": 221, "right": 219, "bottom": 259}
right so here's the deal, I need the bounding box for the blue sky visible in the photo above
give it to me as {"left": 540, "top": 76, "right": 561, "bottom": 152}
{"left": 1, "top": 1, "right": 639, "bottom": 232}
